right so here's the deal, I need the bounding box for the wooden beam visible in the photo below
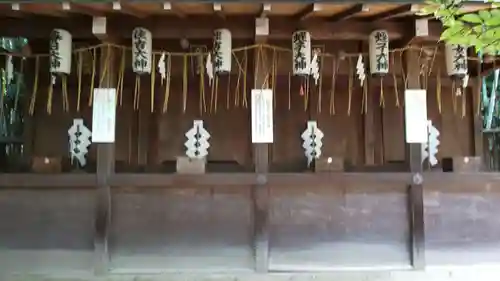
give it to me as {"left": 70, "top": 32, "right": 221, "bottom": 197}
{"left": 293, "top": 4, "right": 316, "bottom": 21}
{"left": 327, "top": 4, "right": 365, "bottom": 22}
{"left": 112, "top": 1, "right": 147, "bottom": 18}
{"left": 163, "top": 2, "right": 186, "bottom": 18}
{"left": 0, "top": 16, "right": 428, "bottom": 40}
{"left": 14, "top": 3, "right": 69, "bottom": 18}
{"left": 61, "top": 2, "right": 105, "bottom": 17}
{"left": 364, "top": 4, "right": 417, "bottom": 21}
{"left": 0, "top": 4, "right": 25, "bottom": 18}
{"left": 0, "top": 174, "right": 97, "bottom": 188}
{"left": 3, "top": 172, "right": 500, "bottom": 189}
{"left": 405, "top": 48, "right": 426, "bottom": 270}
{"left": 258, "top": 3, "right": 272, "bottom": 18}
{"left": 213, "top": 3, "right": 225, "bottom": 19}
{"left": 253, "top": 17, "right": 270, "bottom": 273}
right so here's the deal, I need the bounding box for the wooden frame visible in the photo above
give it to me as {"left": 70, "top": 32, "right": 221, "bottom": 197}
{"left": 0, "top": 2, "right": 499, "bottom": 276}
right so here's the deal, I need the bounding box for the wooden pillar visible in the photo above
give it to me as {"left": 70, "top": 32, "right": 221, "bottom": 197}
{"left": 472, "top": 60, "right": 484, "bottom": 162}
{"left": 92, "top": 17, "right": 116, "bottom": 276}
{"left": 362, "top": 43, "right": 376, "bottom": 165}
{"left": 22, "top": 55, "right": 35, "bottom": 165}
{"left": 405, "top": 48, "right": 426, "bottom": 270}
{"left": 252, "top": 17, "right": 270, "bottom": 273}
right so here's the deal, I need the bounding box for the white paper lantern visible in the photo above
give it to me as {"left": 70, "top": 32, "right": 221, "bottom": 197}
{"left": 49, "top": 29, "right": 72, "bottom": 75}
{"left": 292, "top": 30, "right": 311, "bottom": 76}
{"left": 445, "top": 44, "right": 468, "bottom": 77}
{"left": 132, "top": 27, "right": 153, "bottom": 74}
{"left": 369, "top": 30, "right": 389, "bottom": 75}
{"left": 213, "top": 29, "right": 232, "bottom": 73}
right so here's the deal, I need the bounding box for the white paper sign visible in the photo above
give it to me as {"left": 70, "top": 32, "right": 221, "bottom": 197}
{"left": 251, "top": 89, "right": 273, "bottom": 143}
{"left": 92, "top": 88, "right": 116, "bottom": 143}
{"left": 404, "top": 89, "right": 428, "bottom": 144}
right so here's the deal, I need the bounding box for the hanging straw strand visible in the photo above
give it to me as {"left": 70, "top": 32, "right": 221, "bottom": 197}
{"left": 437, "top": 66, "right": 442, "bottom": 114}
{"left": 379, "top": 77, "right": 385, "bottom": 108}
{"left": 117, "top": 47, "right": 126, "bottom": 107}
{"left": 317, "top": 55, "right": 323, "bottom": 113}
{"left": 461, "top": 86, "right": 466, "bottom": 118}
{"left": 150, "top": 53, "right": 156, "bottom": 113}
{"left": 288, "top": 71, "right": 291, "bottom": 110}
{"left": 347, "top": 58, "right": 353, "bottom": 116}
{"left": 362, "top": 78, "right": 368, "bottom": 114}
{"left": 46, "top": 78, "right": 54, "bottom": 114}
{"left": 183, "top": 54, "right": 188, "bottom": 112}
{"left": 329, "top": 56, "right": 339, "bottom": 115}
{"left": 199, "top": 53, "right": 206, "bottom": 114}
{"left": 14, "top": 59, "right": 24, "bottom": 115}
{"left": 62, "top": 75, "right": 69, "bottom": 112}
{"left": 234, "top": 54, "right": 242, "bottom": 107}
{"left": 243, "top": 49, "right": 248, "bottom": 108}
{"left": 214, "top": 75, "right": 219, "bottom": 113}
{"left": 88, "top": 48, "right": 97, "bottom": 107}
{"left": 226, "top": 73, "right": 231, "bottom": 110}
{"left": 29, "top": 56, "right": 40, "bottom": 115}
{"left": 76, "top": 51, "right": 83, "bottom": 111}
{"left": 391, "top": 52, "right": 400, "bottom": 107}
{"left": 452, "top": 80, "right": 457, "bottom": 114}
{"left": 162, "top": 54, "right": 172, "bottom": 113}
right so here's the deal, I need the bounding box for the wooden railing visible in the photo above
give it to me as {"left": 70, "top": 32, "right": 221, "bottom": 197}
{"left": 0, "top": 172, "right": 500, "bottom": 275}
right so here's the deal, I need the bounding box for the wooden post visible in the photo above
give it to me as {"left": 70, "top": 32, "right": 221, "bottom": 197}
{"left": 362, "top": 43, "right": 376, "bottom": 165}
{"left": 252, "top": 16, "right": 270, "bottom": 273}
{"left": 93, "top": 17, "right": 116, "bottom": 276}
{"left": 22, "top": 55, "right": 35, "bottom": 165}
{"left": 472, "top": 60, "right": 484, "bottom": 163}
{"left": 405, "top": 48, "right": 426, "bottom": 270}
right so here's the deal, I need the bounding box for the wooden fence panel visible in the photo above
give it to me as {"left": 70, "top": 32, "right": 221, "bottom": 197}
{"left": 0, "top": 188, "right": 95, "bottom": 275}
{"left": 424, "top": 183, "right": 500, "bottom": 266}
{"left": 109, "top": 186, "right": 253, "bottom": 273}
{"left": 268, "top": 183, "right": 410, "bottom": 270}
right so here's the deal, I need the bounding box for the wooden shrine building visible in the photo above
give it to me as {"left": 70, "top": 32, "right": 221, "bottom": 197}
{"left": 0, "top": 1, "right": 499, "bottom": 280}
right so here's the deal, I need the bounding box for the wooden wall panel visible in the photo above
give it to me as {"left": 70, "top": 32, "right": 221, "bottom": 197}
{"left": 272, "top": 76, "right": 309, "bottom": 171}
{"left": 109, "top": 186, "right": 253, "bottom": 272}
{"left": 269, "top": 184, "right": 410, "bottom": 270}
{"left": 23, "top": 41, "right": 475, "bottom": 171}
{"left": 156, "top": 75, "right": 252, "bottom": 166}
{"left": 316, "top": 77, "right": 364, "bottom": 167}
{"left": 0, "top": 188, "right": 94, "bottom": 275}
{"left": 424, "top": 184, "right": 500, "bottom": 266}
{"left": 381, "top": 84, "right": 405, "bottom": 162}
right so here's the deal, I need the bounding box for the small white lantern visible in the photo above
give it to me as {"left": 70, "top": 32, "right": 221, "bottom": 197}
{"left": 445, "top": 44, "right": 468, "bottom": 77}
{"left": 49, "top": 28, "right": 72, "bottom": 75}
{"left": 213, "top": 29, "right": 232, "bottom": 73}
{"left": 292, "top": 30, "right": 311, "bottom": 76}
{"left": 132, "top": 27, "right": 153, "bottom": 74}
{"left": 369, "top": 30, "right": 389, "bottom": 75}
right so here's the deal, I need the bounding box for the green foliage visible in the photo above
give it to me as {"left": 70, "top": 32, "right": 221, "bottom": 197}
{"left": 420, "top": 0, "right": 500, "bottom": 54}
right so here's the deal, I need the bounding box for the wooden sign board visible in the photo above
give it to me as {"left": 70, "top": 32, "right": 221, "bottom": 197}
{"left": 404, "top": 89, "right": 428, "bottom": 144}
{"left": 251, "top": 89, "right": 273, "bottom": 143}
{"left": 92, "top": 88, "right": 117, "bottom": 143}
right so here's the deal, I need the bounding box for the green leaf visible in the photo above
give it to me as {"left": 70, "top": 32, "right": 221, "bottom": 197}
{"left": 461, "top": 13, "right": 483, "bottom": 23}
{"left": 479, "top": 10, "right": 492, "bottom": 21}
{"left": 485, "top": 15, "right": 500, "bottom": 26}
{"left": 441, "top": 25, "right": 464, "bottom": 40}
{"left": 491, "top": 9, "right": 500, "bottom": 18}
{"left": 418, "top": 5, "right": 438, "bottom": 16}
